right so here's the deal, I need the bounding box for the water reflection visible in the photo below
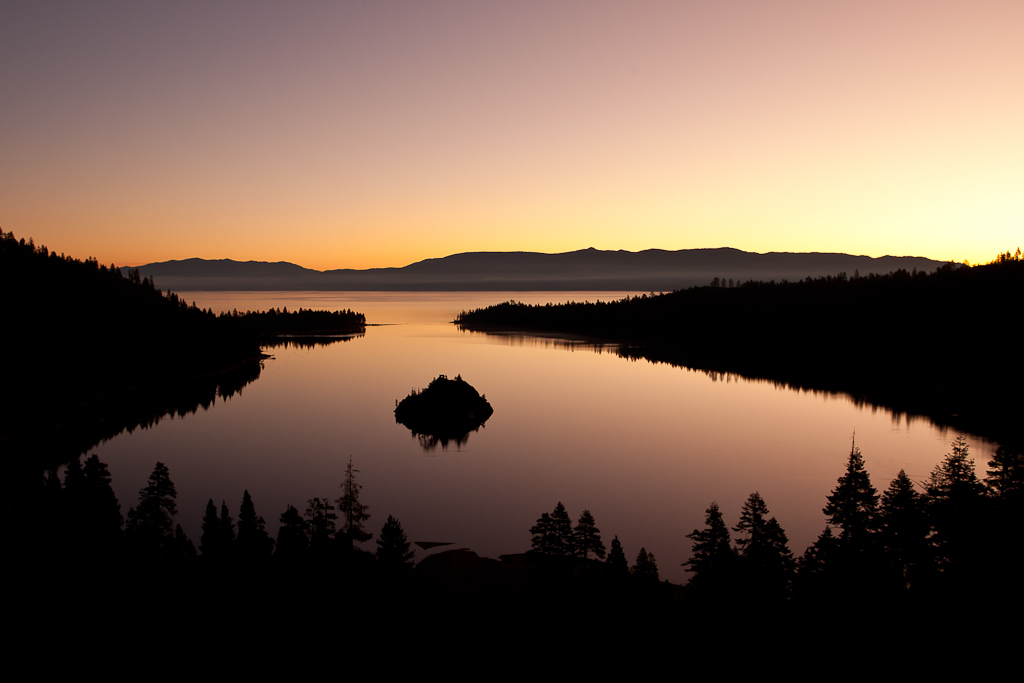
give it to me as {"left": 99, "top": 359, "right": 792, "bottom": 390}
{"left": 458, "top": 328, "right": 622, "bottom": 354}
{"left": 459, "top": 326, "right": 985, "bottom": 446}
{"left": 262, "top": 333, "right": 364, "bottom": 350}
{"left": 394, "top": 374, "right": 494, "bottom": 452}
{"left": 92, "top": 294, "right": 998, "bottom": 584}
{"left": 411, "top": 428, "right": 480, "bottom": 452}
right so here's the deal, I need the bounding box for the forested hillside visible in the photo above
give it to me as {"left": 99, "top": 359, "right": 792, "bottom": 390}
{"left": 0, "top": 231, "right": 364, "bottom": 461}
{"left": 457, "top": 252, "right": 1024, "bottom": 446}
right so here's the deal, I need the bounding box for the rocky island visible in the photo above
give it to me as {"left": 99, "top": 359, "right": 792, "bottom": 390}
{"left": 394, "top": 375, "right": 494, "bottom": 449}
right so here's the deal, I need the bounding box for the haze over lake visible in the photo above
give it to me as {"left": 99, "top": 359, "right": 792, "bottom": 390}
{"left": 92, "top": 291, "right": 993, "bottom": 583}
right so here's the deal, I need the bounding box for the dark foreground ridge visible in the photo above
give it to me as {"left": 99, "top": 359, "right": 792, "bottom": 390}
{"left": 456, "top": 252, "right": 1024, "bottom": 448}
{"left": 0, "top": 230, "right": 366, "bottom": 465}
{"left": 394, "top": 374, "right": 494, "bottom": 450}
{"left": 12, "top": 435, "right": 1024, "bottom": 654}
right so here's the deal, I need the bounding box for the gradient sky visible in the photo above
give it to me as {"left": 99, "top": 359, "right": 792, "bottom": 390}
{"left": 2, "top": 1, "right": 1021, "bottom": 269}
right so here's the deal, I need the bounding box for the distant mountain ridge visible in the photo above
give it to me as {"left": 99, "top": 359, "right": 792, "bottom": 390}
{"left": 127, "top": 247, "right": 947, "bottom": 292}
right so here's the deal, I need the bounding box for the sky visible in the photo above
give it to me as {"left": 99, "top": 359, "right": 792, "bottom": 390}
{"left": 2, "top": 1, "right": 1022, "bottom": 270}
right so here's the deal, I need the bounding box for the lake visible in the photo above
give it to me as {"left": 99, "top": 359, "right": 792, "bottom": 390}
{"left": 92, "top": 290, "right": 994, "bottom": 583}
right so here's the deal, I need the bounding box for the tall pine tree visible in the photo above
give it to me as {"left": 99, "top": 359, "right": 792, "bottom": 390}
{"left": 878, "top": 469, "right": 929, "bottom": 589}
{"left": 237, "top": 489, "right": 274, "bottom": 561}
{"left": 926, "top": 435, "right": 987, "bottom": 578}
{"left": 823, "top": 436, "right": 879, "bottom": 547}
{"left": 573, "top": 509, "right": 606, "bottom": 560}
{"left": 684, "top": 501, "right": 736, "bottom": 596}
{"left": 275, "top": 504, "right": 309, "bottom": 558}
{"left": 607, "top": 535, "right": 628, "bottom": 574}
{"left": 125, "top": 462, "right": 178, "bottom": 561}
{"left": 376, "top": 515, "right": 415, "bottom": 571}
{"left": 200, "top": 499, "right": 223, "bottom": 559}
{"left": 336, "top": 457, "right": 371, "bottom": 545}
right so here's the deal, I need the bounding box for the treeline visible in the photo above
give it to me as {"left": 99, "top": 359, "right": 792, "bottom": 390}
{"left": 14, "top": 434, "right": 1024, "bottom": 648}
{"left": 523, "top": 435, "right": 1024, "bottom": 617}
{"left": 0, "top": 231, "right": 364, "bottom": 462}
{"left": 456, "top": 252, "right": 1024, "bottom": 446}
{"left": 39, "top": 455, "right": 412, "bottom": 573}
{"left": 20, "top": 454, "right": 422, "bottom": 647}
{"left": 217, "top": 306, "right": 364, "bottom": 337}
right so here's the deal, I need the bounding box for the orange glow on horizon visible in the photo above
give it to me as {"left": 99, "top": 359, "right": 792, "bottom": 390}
{"left": 2, "top": 1, "right": 1021, "bottom": 270}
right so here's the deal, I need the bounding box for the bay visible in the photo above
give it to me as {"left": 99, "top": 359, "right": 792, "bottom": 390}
{"left": 92, "top": 290, "right": 994, "bottom": 583}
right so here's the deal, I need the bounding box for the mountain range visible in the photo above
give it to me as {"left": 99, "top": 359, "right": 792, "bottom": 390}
{"left": 126, "top": 247, "right": 947, "bottom": 292}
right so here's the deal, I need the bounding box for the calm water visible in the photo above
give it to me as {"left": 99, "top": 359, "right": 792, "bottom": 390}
{"left": 94, "top": 291, "right": 994, "bottom": 583}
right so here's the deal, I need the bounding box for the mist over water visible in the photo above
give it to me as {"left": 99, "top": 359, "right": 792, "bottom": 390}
{"left": 93, "top": 291, "right": 993, "bottom": 583}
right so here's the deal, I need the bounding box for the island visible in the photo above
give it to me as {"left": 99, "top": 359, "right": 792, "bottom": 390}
{"left": 394, "top": 375, "right": 494, "bottom": 449}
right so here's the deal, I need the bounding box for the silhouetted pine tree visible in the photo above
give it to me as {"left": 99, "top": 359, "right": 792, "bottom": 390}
{"left": 764, "top": 517, "right": 795, "bottom": 573}
{"left": 797, "top": 526, "right": 841, "bottom": 598}
{"left": 733, "top": 492, "right": 793, "bottom": 605}
{"left": 823, "top": 437, "right": 879, "bottom": 546}
{"left": 733, "top": 491, "right": 769, "bottom": 554}
{"left": 926, "top": 435, "right": 987, "bottom": 581}
{"left": 275, "top": 504, "right": 308, "bottom": 559}
{"left": 336, "top": 457, "right": 371, "bottom": 546}
{"left": 684, "top": 502, "right": 737, "bottom": 599}
{"left": 986, "top": 444, "right": 1024, "bottom": 504}
{"left": 573, "top": 509, "right": 606, "bottom": 559}
{"left": 607, "top": 535, "right": 628, "bottom": 574}
{"left": 878, "top": 470, "right": 929, "bottom": 590}
{"left": 530, "top": 503, "right": 574, "bottom": 556}
{"left": 376, "top": 515, "right": 415, "bottom": 571}
{"left": 237, "top": 490, "right": 274, "bottom": 561}
{"left": 80, "top": 455, "right": 122, "bottom": 551}
{"left": 124, "top": 462, "right": 178, "bottom": 561}
{"left": 632, "top": 547, "right": 659, "bottom": 581}
{"left": 551, "top": 502, "right": 574, "bottom": 555}
{"left": 219, "top": 500, "right": 237, "bottom": 557}
{"left": 530, "top": 513, "right": 558, "bottom": 555}
{"left": 304, "top": 497, "right": 337, "bottom": 553}
{"left": 984, "top": 444, "right": 1024, "bottom": 596}
{"left": 200, "top": 499, "right": 222, "bottom": 560}
{"left": 63, "top": 454, "right": 122, "bottom": 564}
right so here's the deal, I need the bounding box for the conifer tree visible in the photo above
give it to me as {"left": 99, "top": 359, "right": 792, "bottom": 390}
{"left": 573, "top": 509, "right": 606, "bottom": 559}
{"left": 733, "top": 491, "right": 769, "bottom": 554}
{"left": 237, "top": 489, "right": 274, "bottom": 560}
{"left": 530, "top": 503, "right": 575, "bottom": 556}
{"left": 376, "top": 515, "right": 415, "bottom": 571}
{"left": 823, "top": 436, "right": 879, "bottom": 546}
{"left": 219, "top": 500, "right": 237, "bottom": 555}
{"left": 632, "top": 547, "right": 659, "bottom": 580}
{"left": 63, "top": 454, "right": 122, "bottom": 561}
{"left": 796, "top": 526, "right": 841, "bottom": 600}
{"left": 125, "top": 462, "right": 178, "bottom": 560}
{"left": 530, "top": 512, "right": 558, "bottom": 554}
{"left": 733, "top": 492, "right": 793, "bottom": 603}
{"left": 763, "top": 517, "right": 796, "bottom": 574}
{"left": 304, "top": 497, "right": 337, "bottom": 550}
{"left": 336, "top": 457, "right": 371, "bottom": 545}
{"left": 798, "top": 526, "right": 840, "bottom": 577}
{"left": 927, "top": 435, "right": 985, "bottom": 502}
{"left": 684, "top": 502, "right": 736, "bottom": 590}
{"left": 551, "top": 502, "right": 574, "bottom": 555}
{"left": 878, "top": 469, "right": 928, "bottom": 587}
{"left": 985, "top": 444, "right": 1024, "bottom": 503}
{"left": 200, "top": 499, "right": 222, "bottom": 559}
{"left": 983, "top": 443, "right": 1024, "bottom": 589}
{"left": 607, "top": 535, "right": 628, "bottom": 574}
{"left": 275, "top": 504, "right": 308, "bottom": 558}
{"left": 926, "top": 435, "right": 987, "bottom": 575}
{"left": 81, "top": 455, "right": 122, "bottom": 548}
